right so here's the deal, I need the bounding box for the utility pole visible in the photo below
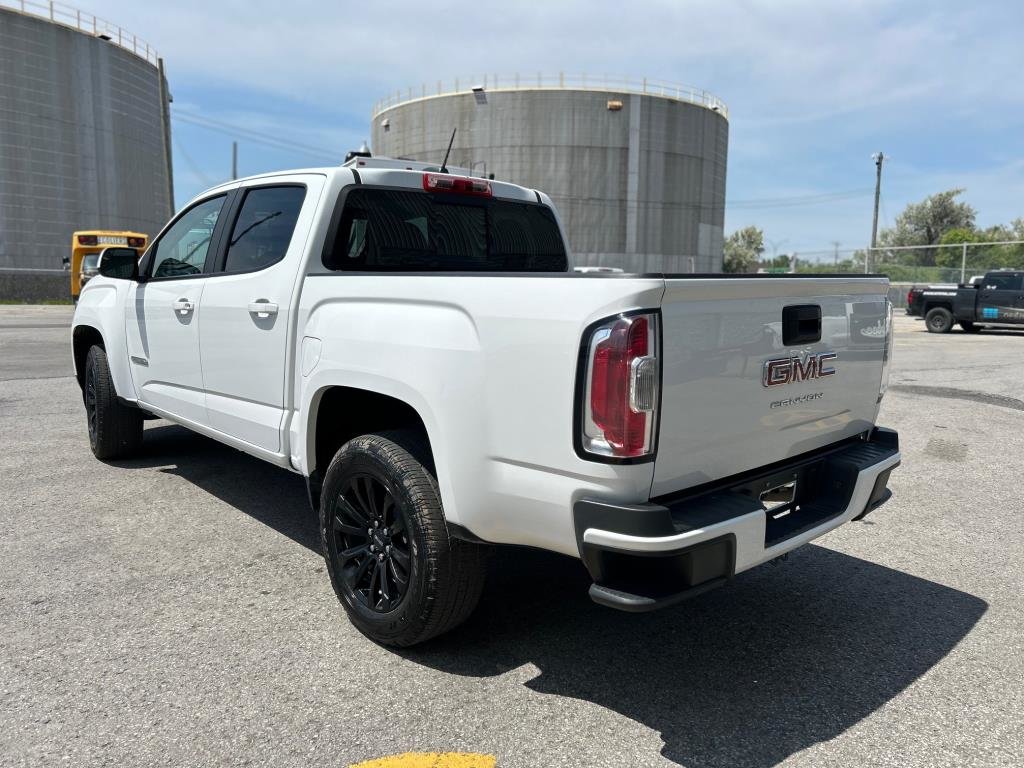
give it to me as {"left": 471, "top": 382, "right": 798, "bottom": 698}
{"left": 231, "top": 141, "right": 238, "bottom": 180}
{"left": 868, "top": 151, "right": 884, "bottom": 273}
{"left": 832, "top": 240, "right": 841, "bottom": 267}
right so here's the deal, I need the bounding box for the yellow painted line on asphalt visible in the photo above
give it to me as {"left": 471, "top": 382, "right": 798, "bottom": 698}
{"left": 350, "top": 753, "right": 496, "bottom": 768}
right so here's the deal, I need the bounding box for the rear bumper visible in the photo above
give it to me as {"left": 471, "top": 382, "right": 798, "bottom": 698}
{"left": 574, "top": 427, "right": 900, "bottom": 612}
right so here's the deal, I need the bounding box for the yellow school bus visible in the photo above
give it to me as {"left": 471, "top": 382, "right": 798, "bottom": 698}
{"left": 70, "top": 230, "right": 148, "bottom": 301}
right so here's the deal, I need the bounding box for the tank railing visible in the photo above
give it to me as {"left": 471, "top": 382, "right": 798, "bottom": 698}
{"left": 373, "top": 73, "right": 728, "bottom": 118}
{"left": 1, "top": 0, "right": 159, "bottom": 66}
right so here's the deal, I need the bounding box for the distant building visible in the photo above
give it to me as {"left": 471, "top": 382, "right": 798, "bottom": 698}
{"left": 372, "top": 75, "right": 728, "bottom": 273}
{"left": 0, "top": 4, "right": 173, "bottom": 269}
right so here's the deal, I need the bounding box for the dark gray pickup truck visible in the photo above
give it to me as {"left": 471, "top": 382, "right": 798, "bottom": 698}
{"left": 920, "top": 270, "right": 1024, "bottom": 333}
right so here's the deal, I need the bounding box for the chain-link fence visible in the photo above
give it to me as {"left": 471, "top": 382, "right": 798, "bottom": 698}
{"left": 785, "top": 240, "right": 1024, "bottom": 285}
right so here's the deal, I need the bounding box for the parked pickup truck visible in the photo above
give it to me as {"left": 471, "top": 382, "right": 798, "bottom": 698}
{"left": 72, "top": 159, "right": 900, "bottom": 646}
{"left": 918, "top": 270, "right": 1024, "bottom": 333}
{"left": 906, "top": 283, "right": 959, "bottom": 317}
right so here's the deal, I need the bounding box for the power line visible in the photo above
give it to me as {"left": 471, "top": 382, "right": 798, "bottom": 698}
{"left": 170, "top": 109, "right": 339, "bottom": 161}
{"left": 729, "top": 189, "right": 873, "bottom": 209}
{"left": 172, "top": 133, "right": 212, "bottom": 187}
{"left": 545, "top": 187, "right": 873, "bottom": 213}
{"left": 172, "top": 108, "right": 339, "bottom": 155}
{"left": 168, "top": 109, "right": 873, "bottom": 214}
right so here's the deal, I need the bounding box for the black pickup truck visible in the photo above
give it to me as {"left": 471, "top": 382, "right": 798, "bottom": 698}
{"left": 917, "top": 270, "right": 1024, "bottom": 333}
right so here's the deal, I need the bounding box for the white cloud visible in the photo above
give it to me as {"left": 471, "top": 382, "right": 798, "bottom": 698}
{"left": 86, "top": 0, "right": 1024, "bottom": 248}
{"left": 86, "top": 1, "right": 1021, "bottom": 114}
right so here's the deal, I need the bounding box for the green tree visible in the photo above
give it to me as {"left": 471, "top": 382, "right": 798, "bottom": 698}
{"left": 981, "top": 220, "right": 1024, "bottom": 268}
{"left": 878, "top": 189, "right": 977, "bottom": 266}
{"left": 934, "top": 222, "right": 1024, "bottom": 271}
{"left": 934, "top": 227, "right": 984, "bottom": 268}
{"left": 758, "top": 253, "right": 791, "bottom": 271}
{"left": 723, "top": 226, "right": 764, "bottom": 273}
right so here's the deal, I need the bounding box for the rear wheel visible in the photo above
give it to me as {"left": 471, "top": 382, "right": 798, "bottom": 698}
{"left": 320, "top": 431, "right": 487, "bottom": 646}
{"left": 925, "top": 306, "right": 954, "bottom": 333}
{"left": 84, "top": 345, "right": 143, "bottom": 460}
{"left": 960, "top": 321, "right": 981, "bottom": 333}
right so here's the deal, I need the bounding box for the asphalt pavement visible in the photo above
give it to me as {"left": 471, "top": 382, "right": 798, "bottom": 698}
{"left": 1, "top": 306, "right": 1021, "bottom": 767}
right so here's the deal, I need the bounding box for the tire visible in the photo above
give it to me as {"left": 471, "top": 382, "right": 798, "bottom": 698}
{"left": 925, "top": 306, "right": 954, "bottom": 333}
{"left": 84, "top": 345, "right": 143, "bottom": 460}
{"left": 320, "top": 430, "right": 488, "bottom": 646}
{"left": 960, "top": 321, "right": 981, "bottom": 333}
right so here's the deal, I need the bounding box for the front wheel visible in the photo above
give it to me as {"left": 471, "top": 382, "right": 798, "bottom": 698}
{"left": 960, "top": 321, "right": 982, "bottom": 333}
{"left": 84, "top": 345, "right": 143, "bottom": 460}
{"left": 320, "top": 431, "right": 488, "bottom": 646}
{"left": 925, "top": 306, "right": 954, "bottom": 333}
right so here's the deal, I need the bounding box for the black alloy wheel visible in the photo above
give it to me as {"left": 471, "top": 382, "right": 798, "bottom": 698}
{"left": 330, "top": 474, "right": 412, "bottom": 612}
{"left": 925, "top": 306, "right": 953, "bottom": 333}
{"left": 85, "top": 362, "right": 98, "bottom": 444}
{"left": 82, "top": 345, "right": 142, "bottom": 459}
{"left": 319, "top": 431, "right": 488, "bottom": 646}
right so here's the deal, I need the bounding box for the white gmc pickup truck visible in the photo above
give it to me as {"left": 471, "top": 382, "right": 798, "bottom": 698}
{"left": 72, "top": 158, "right": 900, "bottom": 646}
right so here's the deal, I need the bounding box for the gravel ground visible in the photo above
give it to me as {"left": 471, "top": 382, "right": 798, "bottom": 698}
{"left": 1, "top": 307, "right": 1021, "bottom": 767}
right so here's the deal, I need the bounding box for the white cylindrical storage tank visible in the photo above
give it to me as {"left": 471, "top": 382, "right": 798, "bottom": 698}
{"left": 0, "top": 5, "right": 174, "bottom": 269}
{"left": 372, "top": 76, "right": 728, "bottom": 273}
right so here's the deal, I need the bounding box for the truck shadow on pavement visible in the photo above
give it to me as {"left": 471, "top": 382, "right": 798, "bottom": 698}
{"left": 119, "top": 423, "right": 320, "bottom": 551}
{"left": 405, "top": 548, "right": 986, "bottom": 768}
{"left": 124, "top": 424, "right": 986, "bottom": 768}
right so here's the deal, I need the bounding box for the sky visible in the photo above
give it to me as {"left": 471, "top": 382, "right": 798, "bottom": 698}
{"left": 88, "top": 0, "right": 1024, "bottom": 262}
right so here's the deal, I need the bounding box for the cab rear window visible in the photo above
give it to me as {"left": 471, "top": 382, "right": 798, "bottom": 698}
{"left": 323, "top": 188, "right": 567, "bottom": 272}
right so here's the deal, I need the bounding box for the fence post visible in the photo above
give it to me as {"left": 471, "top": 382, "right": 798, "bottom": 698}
{"left": 961, "top": 242, "right": 968, "bottom": 284}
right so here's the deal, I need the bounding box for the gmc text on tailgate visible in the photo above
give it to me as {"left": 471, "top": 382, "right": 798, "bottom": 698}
{"left": 71, "top": 158, "right": 901, "bottom": 646}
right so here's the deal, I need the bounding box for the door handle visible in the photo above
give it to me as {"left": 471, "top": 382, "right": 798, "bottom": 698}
{"left": 172, "top": 299, "right": 194, "bottom": 315}
{"left": 248, "top": 300, "right": 279, "bottom": 318}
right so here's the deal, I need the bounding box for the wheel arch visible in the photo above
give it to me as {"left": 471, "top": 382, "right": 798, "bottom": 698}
{"left": 72, "top": 324, "right": 105, "bottom": 390}
{"left": 922, "top": 300, "right": 953, "bottom": 315}
{"left": 306, "top": 385, "right": 437, "bottom": 511}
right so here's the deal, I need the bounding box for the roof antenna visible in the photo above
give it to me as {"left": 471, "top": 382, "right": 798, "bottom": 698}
{"left": 439, "top": 128, "right": 456, "bottom": 173}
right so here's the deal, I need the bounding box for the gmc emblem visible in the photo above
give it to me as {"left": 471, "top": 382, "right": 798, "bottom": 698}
{"left": 762, "top": 352, "right": 837, "bottom": 388}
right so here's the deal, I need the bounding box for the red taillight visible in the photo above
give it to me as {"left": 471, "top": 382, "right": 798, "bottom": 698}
{"left": 581, "top": 313, "right": 659, "bottom": 459}
{"left": 907, "top": 289, "right": 914, "bottom": 304}
{"left": 127, "top": 236, "right": 145, "bottom": 248}
{"left": 422, "top": 173, "right": 492, "bottom": 197}
{"left": 77, "top": 235, "right": 98, "bottom": 246}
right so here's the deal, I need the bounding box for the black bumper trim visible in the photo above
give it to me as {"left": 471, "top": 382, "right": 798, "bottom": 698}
{"left": 574, "top": 427, "right": 899, "bottom": 612}
{"left": 590, "top": 575, "right": 729, "bottom": 613}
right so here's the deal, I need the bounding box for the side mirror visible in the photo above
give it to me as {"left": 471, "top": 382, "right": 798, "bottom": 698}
{"left": 97, "top": 247, "right": 140, "bottom": 280}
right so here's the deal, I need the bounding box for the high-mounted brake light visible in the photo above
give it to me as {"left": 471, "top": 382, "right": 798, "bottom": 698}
{"left": 77, "top": 235, "right": 98, "bottom": 246}
{"left": 580, "top": 313, "right": 660, "bottom": 459}
{"left": 422, "top": 173, "right": 492, "bottom": 197}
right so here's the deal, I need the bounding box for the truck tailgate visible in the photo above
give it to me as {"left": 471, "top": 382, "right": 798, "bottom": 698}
{"left": 652, "top": 277, "right": 890, "bottom": 497}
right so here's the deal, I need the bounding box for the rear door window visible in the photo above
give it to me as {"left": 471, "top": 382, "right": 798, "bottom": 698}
{"left": 324, "top": 188, "right": 567, "bottom": 272}
{"left": 222, "top": 186, "right": 307, "bottom": 273}
{"left": 984, "top": 273, "right": 1023, "bottom": 291}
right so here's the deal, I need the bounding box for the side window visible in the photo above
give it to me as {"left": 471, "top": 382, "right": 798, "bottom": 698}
{"left": 223, "top": 186, "right": 306, "bottom": 273}
{"left": 150, "top": 196, "right": 226, "bottom": 279}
